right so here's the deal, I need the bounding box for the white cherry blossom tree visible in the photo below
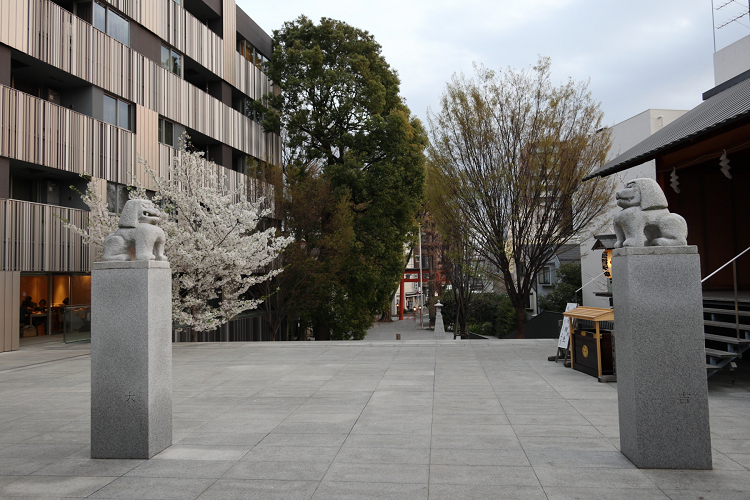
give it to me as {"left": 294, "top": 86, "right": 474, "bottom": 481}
{"left": 66, "top": 141, "right": 293, "bottom": 333}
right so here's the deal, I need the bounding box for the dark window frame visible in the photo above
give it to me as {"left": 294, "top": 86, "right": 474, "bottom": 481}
{"left": 158, "top": 117, "right": 176, "bottom": 148}
{"left": 538, "top": 266, "right": 551, "bottom": 285}
{"left": 92, "top": 2, "right": 130, "bottom": 46}
{"left": 160, "top": 44, "right": 182, "bottom": 77}
{"left": 102, "top": 94, "right": 133, "bottom": 131}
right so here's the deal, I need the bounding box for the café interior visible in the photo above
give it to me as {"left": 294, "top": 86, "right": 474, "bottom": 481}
{"left": 19, "top": 273, "right": 91, "bottom": 338}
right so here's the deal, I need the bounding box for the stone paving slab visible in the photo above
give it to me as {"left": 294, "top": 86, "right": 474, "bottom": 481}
{"left": 0, "top": 319, "right": 748, "bottom": 499}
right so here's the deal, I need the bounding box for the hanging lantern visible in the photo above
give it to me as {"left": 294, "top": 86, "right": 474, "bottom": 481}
{"left": 602, "top": 249, "right": 612, "bottom": 278}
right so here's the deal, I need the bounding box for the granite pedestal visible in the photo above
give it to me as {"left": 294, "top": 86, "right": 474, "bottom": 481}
{"left": 91, "top": 260, "right": 172, "bottom": 459}
{"left": 612, "top": 246, "right": 711, "bottom": 469}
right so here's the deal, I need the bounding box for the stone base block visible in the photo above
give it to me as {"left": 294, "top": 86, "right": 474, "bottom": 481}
{"left": 612, "top": 246, "right": 711, "bottom": 469}
{"left": 434, "top": 313, "right": 445, "bottom": 339}
{"left": 91, "top": 261, "right": 172, "bottom": 459}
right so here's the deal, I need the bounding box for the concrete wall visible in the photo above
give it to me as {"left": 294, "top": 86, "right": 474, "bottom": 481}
{"left": 0, "top": 43, "right": 10, "bottom": 87}
{"left": 580, "top": 109, "right": 687, "bottom": 308}
{"left": 0, "top": 156, "right": 9, "bottom": 198}
{"left": 130, "top": 23, "right": 162, "bottom": 65}
{"left": 714, "top": 35, "right": 750, "bottom": 86}
{"left": 0, "top": 271, "right": 20, "bottom": 352}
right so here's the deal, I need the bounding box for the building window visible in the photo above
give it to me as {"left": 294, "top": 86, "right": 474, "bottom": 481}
{"left": 538, "top": 266, "right": 551, "bottom": 285}
{"left": 11, "top": 77, "right": 40, "bottom": 98}
{"left": 238, "top": 39, "right": 267, "bottom": 69}
{"left": 106, "top": 182, "right": 129, "bottom": 214}
{"left": 10, "top": 175, "right": 40, "bottom": 203}
{"left": 161, "top": 45, "right": 182, "bottom": 77}
{"left": 233, "top": 97, "right": 263, "bottom": 124}
{"left": 158, "top": 117, "right": 175, "bottom": 147}
{"left": 93, "top": 2, "right": 129, "bottom": 46}
{"left": 102, "top": 94, "right": 132, "bottom": 130}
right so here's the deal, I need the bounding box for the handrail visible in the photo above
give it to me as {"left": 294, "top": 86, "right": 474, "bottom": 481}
{"left": 576, "top": 271, "right": 606, "bottom": 294}
{"left": 701, "top": 245, "right": 750, "bottom": 283}
{"left": 700, "top": 244, "right": 749, "bottom": 341}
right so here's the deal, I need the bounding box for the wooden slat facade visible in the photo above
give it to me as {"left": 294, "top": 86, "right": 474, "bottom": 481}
{"left": 0, "top": 0, "right": 29, "bottom": 53}
{"left": 0, "top": 0, "right": 281, "bottom": 349}
{"left": 0, "top": 271, "right": 21, "bottom": 352}
{"left": 20, "top": 0, "right": 278, "bottom": 160}
{"left": 222, "top": 0, "right": 236, "bottom": 86}
{"left": 0, "top": 85, "right": 135, "bottom": 183}
{"left": 0, "top": 199, "right": 90, "bottom": 272}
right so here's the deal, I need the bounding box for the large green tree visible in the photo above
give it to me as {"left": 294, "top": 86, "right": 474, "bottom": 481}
{"left": 258, "top": 16, "right": 427, "bottom": 340}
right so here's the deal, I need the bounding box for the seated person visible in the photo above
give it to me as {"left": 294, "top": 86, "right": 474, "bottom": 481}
{"left": 20, "top": 297, "right": 33, "bottom": 325}
{"left": 36, "top": 299, "right": 47, "bottom": 312}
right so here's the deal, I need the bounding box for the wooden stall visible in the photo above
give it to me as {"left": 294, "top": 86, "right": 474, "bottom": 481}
{"left": 562, "top": 306, "right": 615, "bottom": 378}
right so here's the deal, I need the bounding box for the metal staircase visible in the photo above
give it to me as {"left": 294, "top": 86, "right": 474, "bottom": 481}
{"left": 703, "top": 300, "right": 750, "bottom": 379}
{"left": 701, "top": 245, "right": 750, "bottom": 381}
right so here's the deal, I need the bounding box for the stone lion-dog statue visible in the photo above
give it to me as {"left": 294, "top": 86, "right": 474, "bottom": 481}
{"left": 102, "top": 199, "right": 168, "bottom": 261}
{"left": 613, "top": 178, "right": 687, "bottom": 248}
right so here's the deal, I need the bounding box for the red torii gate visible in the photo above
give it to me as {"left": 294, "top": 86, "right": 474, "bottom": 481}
{"left": 398, "top": 270, "right": 442, "bottom": 320}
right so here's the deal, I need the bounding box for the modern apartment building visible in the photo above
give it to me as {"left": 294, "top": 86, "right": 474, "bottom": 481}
{"left": 0, "top": 0, "right": 281, "bottom": 351}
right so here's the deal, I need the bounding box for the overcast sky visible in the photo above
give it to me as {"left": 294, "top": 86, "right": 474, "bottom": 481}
{"left": 237, "top": 0, "right": 750, "bottom": 127}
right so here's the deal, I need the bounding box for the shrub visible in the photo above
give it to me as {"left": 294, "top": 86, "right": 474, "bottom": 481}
{"left": 496, "top": 294, "right": 516, "bottom": 338}
{"left": 480, "top": 322, "right": 494, "bottom": 336}
{"left": 537, "top": 263, "right": 583, "bottom": 313}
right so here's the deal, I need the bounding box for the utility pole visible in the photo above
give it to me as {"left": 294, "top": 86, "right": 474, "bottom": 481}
{"left": 418, "top": 225, "right": 423, "bottom": 328}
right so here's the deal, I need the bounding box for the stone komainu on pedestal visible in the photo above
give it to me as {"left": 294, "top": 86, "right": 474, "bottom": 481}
{"left": 91, "top": 199, "right": 172, "bottom": 459}
{"left": 102, "top": 199, "right": 168, "bottom": 262}
{"left": 613, "top": 178, "right": 688, "bottom": 248}
{"left": 611, "top": 179, "right": 711, "bottom": 469}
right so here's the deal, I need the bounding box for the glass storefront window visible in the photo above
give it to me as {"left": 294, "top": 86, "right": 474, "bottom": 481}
{"left": 19, "top": 275, "right": 49, "bottom": 336}
{"left": 16, "top": 273, "right": 92, "bottom": 341}
{"left": 71, "top": 275, "right": 92, "bottom": 306}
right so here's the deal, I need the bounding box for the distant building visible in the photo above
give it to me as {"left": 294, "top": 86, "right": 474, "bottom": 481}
{"left": 533, "top": 243, "right": 581, "bottom": 313}
{"left": 0, "top": 0, "right": 280, "bottom": 351}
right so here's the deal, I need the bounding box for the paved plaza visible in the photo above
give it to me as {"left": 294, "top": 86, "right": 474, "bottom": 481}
{"left": 0, "top": 319, "right": 748, "bottom": 499}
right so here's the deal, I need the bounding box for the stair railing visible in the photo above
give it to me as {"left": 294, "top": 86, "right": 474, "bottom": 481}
{"left": 701, "top": 245, "right": 750, "bottom": 340}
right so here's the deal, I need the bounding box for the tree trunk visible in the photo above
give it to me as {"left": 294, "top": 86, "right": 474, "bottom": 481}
{"left": 515, "top": 305, "right": 525, "bottom": 339}
{"left": 314, "top": 322, "right": 331, "bottom": 341}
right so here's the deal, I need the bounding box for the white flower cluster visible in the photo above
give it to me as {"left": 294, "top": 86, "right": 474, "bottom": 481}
{"left": 68, "top": 144, "right": 293, "bottom": 333}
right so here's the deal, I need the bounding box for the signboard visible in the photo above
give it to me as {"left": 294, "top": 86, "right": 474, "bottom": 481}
{"left": 558, "top": 303, "right": 578, "bottom": 349}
